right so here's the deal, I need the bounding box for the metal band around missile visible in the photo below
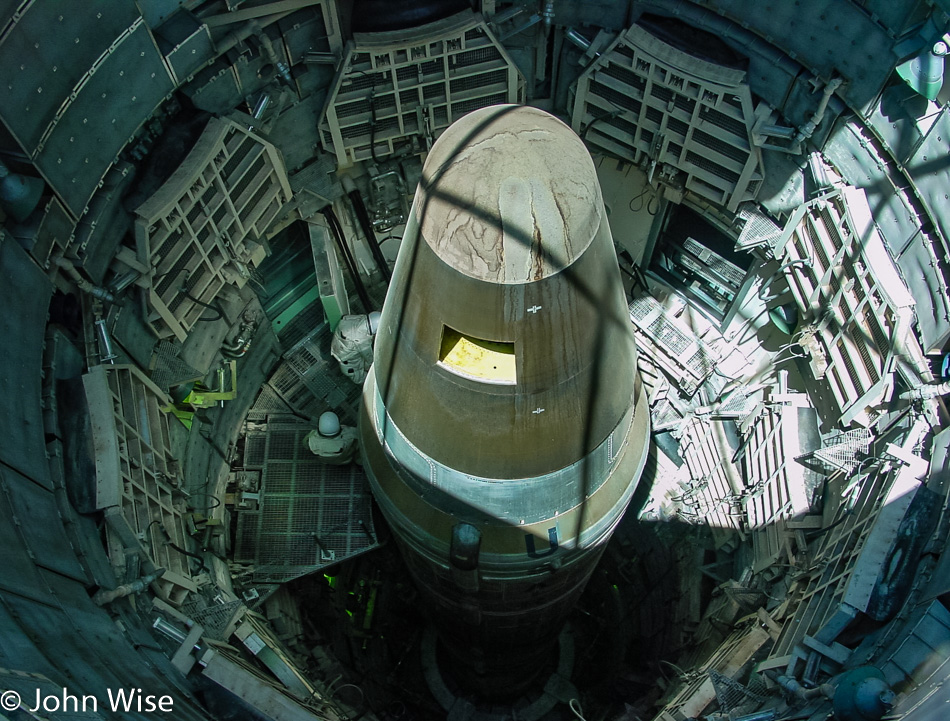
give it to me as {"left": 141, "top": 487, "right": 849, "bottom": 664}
{"left": 363, "top": 367, "right": 650, "bottom": 571}
{"left": 370, "top": 378, "right": 636, "bottom": 526}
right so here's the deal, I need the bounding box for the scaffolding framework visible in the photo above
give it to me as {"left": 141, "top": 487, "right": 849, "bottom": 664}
{"left": 319, "top": 10, "right": 524, "bottom": 167}
{"left": 775, "top": 187, "right": 914, "bottom": 426}
{"left": 134, "top": 118, "right": 292, "bottom": 341}
{"left": 572, "top": 23, "right": 763, "bottom": 212}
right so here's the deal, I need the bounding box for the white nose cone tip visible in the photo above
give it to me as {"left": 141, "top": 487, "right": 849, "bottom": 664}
{"left": 359, "top": 104, "right": 650, "bottom": 693}
{"left": 420, "top": 107, "right": 600, "bottom": 285}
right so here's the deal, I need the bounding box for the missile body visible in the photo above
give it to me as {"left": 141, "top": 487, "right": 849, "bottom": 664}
{"left": 360, "top": 105, "right": 650, "bottom": 695}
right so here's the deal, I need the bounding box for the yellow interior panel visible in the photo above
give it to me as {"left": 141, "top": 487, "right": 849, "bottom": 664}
{"left": 438, "top": 327, "right": 516, "bottom": 384}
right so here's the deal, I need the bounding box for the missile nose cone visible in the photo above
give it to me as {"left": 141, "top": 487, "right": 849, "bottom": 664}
{"left": 419, "top": 104, "right": 601, "bottom": 284}
{"left": 372, "top": 105, "right": 640, "bottom": 480}
{"left": 360, "top": 104, "right": 651, "bottom": 699}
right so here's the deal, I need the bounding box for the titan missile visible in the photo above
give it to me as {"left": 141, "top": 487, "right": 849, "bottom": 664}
{"left": 360, "top": 104, "right": 650, "bottom": 696}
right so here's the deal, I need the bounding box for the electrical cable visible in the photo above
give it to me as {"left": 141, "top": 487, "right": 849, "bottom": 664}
{"left": 569, "top": 698, "right": 587, "bottom": 721}
{"left": 322, "top": 207, "right": 374, "bottom": 312}
{"left": 804, "top": 510, "right": 853, "bottom": 539}
{"left": 581, "top": 107, "right": 621, "bottom": 140}
{"left": 628, "top": 186, "right": 659, "bottom": 215}
{"left": 166, "top": 540, "right": 212, "bottom": 575}
{"left": 150, "top": 520, "right": 212, "bottom": 574}
{"left": 659, "top": 659, "right": 690, "bottom": 680}
{"left": 180, "top": 286, "right": 224, "bottom": 322}
{"left": 772, "top": 344, "right": 808, "bottom": 364}
{"left": 758, "top": 258, "right": 811, "bottom": 302}
{"left": 186, "top": 492, "right": 222, "bottom": 511}
{"left": 712, "top": 364, "right": 742, "bottom": 382}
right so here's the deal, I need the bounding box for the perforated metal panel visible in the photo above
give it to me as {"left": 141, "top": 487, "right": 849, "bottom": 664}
{"left": 234, "top": 420, "right": 377, "bottom": 583}
{"left": 736, "top": 204, "right": 784, "bottom": 253}
{"left": 629, "top": 295, "right": 719, "bottom": 396}
{"left": 803, "top": 427, "right": 873, "bottom": 473}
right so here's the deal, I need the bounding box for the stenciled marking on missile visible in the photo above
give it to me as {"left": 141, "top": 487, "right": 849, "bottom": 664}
{"left": 527, "top": 305, "right": 542, "bottom": 313}
{"left": 525, "top": 527, "right": 559, "bottom": 558}
{"left": 532, "top": 407, "right": 545, "bottom": 414}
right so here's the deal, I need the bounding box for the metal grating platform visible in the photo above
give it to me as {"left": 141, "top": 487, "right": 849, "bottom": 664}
{"left": 246, "top": 385, "right": 296, "bottom": 421}
{"left": 712, "top": 386, "right": 760, "bottom": 419}
{"left": 189, "top": 599, "right": 246, "bottom": 641}
{"left": 709, "top": 669, "right": 768, "bottom": 713}
{"left": 247, "top": 323, "right": 361, "bottom": 423}
{"left": 801, "top": 427, "right": 873, "bottom": 473}
{"left": 235, "top": 420, "right": 377, "bottom": 583}
{"left": 149, "top": 340, "right": 203, "bottom": 393}
{"left": 736, "top": 203, "right": 784, "bottom": 253}
{"left": 629, "top": 294, "right": 720, "bottom": 396}
{"left": 283, "top": 326, "right": 359, "bottom": 421}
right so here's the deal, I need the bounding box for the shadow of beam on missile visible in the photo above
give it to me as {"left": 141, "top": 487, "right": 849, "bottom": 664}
{"left": 374, "top": 103, "right": 637, "bottom": 548}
